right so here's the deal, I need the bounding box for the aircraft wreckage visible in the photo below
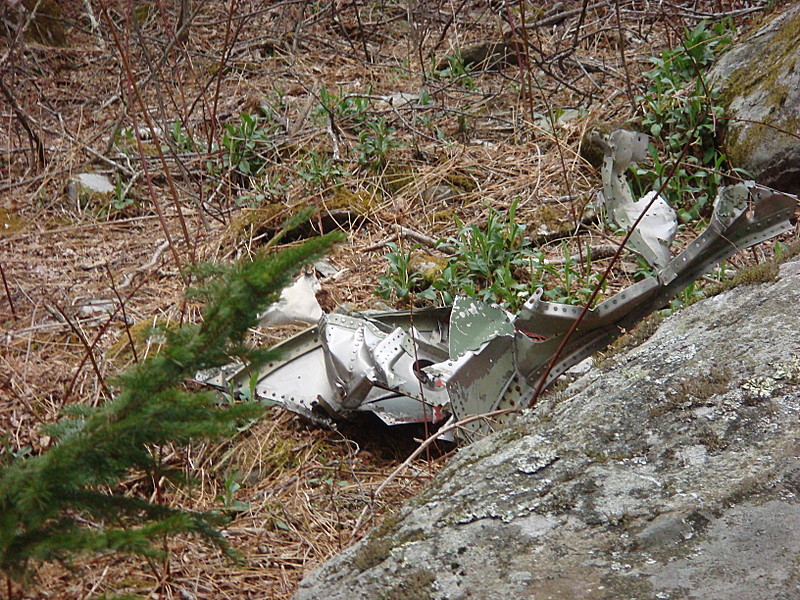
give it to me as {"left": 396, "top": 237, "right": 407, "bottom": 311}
{"left": 198, "top": 130, "right": 798, "bottom": 439}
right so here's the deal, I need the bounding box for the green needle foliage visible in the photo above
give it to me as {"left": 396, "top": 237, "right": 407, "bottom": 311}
{"left": 0, "top": 231, "right": 344, "bottom": 583}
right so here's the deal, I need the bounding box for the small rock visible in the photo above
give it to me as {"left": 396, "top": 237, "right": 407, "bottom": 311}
{"left": 420, "top": 185, "right": 454, "bottom": 203}
{"left": 66, "top": 173, "right": 115, "bottom": 206}
{"left": 408, "top": 252, "right": 448, "bottom": 282}
{"left": 374, "top": 92, "right": 420, "bottom": 110}
{"left": 77, "top": 299, "right": 116, "bottom": 317}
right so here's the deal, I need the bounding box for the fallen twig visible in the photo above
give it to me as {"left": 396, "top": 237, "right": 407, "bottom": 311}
{"left": 543, "top": 243, "right": 617, "bottom": 266}
{"left": 363, "top": 225, "right": 451, "bottom": 253}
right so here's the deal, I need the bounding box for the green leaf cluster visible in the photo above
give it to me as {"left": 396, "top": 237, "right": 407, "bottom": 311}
{"left": 0, "top": 231, "right": 343, "bottom": 582}
{"left": 377, "top": 200, "right": 604, "bottom": 311}
{"left": 635, "top": 20, "right": 742, "bottom": 222}
{"left": 219, "top": 112, "right": 278, "bottom": 178}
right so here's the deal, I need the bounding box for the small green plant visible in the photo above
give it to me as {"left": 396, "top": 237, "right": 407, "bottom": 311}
{"left": 435, "top": 51, "right": 475, "bottom": 90}
{"left": 113, "top": 125, "right": 137, "bottom": 152}
{"left": 355, "top": 118, "right": 402, "bottom": 171}
{"left": 314, "top": 85, "right": 372, "bottom": 127}
{"left": 378, "top": 201, "right": 601, "bottom": 311}
{"left": 376, "top": 242, "right": 425, "bottom": 303}
{"left": 215, "top": 472, "right": 251, "bottom": 513}
{"left": 112, "top": 172, "right": 134, "bottom": 212}
{"left": 166, "top": 120, "right": 199, "bottom": 153}
{"left": 296, "top": 151, "right": 349, "bottom": 190}
{"left": 423, "top": 201, "right": 542, "bottom": 309}
{"left": 635, "top": 20, "right": 740, "bottom": 222}
{"left": 663, "top": 280, "right": 707, "bottom": 313}
{"left": 218, "top": 112, "right": 276, "bottom": 179}
{"left": 540, "top": 244, "right": 606, "bottom": 306}
{"left": 236, "top": 172, "right": 290, "bottom": 207}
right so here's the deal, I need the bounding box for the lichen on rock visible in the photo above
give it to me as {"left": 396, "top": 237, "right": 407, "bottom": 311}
{"left": 709, "top": 4, "right": 800, "bottom": 193}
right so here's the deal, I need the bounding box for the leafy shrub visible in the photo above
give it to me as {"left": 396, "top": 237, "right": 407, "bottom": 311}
{"left": 355, "top": 117, "right": 403, "bottom": 172}
{"left": 314, "top": 85, "right": 372, "bottom": 127}
{"left": 297, "top": 151, "right": 349, "bottom": 190}
{"left": 377, "top": 201, "right": 603, "bottom": 310}
{"left": 218, "top": 112, "right": 276, "bottom": 179}
{"left": 634, "top": 20, "right": 741, "bottom": 222}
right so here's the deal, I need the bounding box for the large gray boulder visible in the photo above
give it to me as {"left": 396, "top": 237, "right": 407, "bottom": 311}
{"left": 710, "top": 5, "right": 800, "bottom": 194}
{"left": 295, "top": 256, "right": 800, "bottom": 600}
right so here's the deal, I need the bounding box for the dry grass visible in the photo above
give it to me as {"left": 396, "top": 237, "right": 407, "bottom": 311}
{"left": 0, "top": 1, "right": 782, "bottom": 598}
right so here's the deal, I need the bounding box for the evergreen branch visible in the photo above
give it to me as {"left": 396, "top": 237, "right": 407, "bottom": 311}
{"left": 0, "top": 232, "right": 344, "bottom": 581}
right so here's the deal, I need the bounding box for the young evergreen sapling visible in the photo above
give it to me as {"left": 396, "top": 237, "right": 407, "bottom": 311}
{"left": 0, "top": 231, "right": 343, "bottom": 584}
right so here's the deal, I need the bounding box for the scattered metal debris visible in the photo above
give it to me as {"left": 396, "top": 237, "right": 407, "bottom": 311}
{"left": 198, "top": 132, "right": 797, "bottom": 440}
{"left": 258, "top": 271, "right": 322, "bottom": 327}
{"left": 597, "top": 129, "right": 677, "bottom": 269}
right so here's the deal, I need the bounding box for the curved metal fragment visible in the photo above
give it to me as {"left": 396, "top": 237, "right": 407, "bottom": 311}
{"left": 441, "top": 181, "right": 797, "bottom": 438}
{"left": 197, "top": 180, "right": 796, "bottom": 440}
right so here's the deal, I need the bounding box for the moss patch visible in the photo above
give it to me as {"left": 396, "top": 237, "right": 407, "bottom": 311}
{"left": 719, "top": 10, "right": 800, "bottom": 110}
{"left": 227, "top": 203, "right": 290, "bottom": 240}
{"left": 600, "top": 311, "right": 667, "bottom": 363}
{"left": 381, "top": 569, "right": 436, "bottom": 600}
{"left": 706, "top": 261, "right": 780, "bottom": 297}
{"left": 718, "top": 10, "right": 800, "bottom": 167}
{"left": 443, "top": 170, "right": 478, "bottom": 193}
{"left": 353, "top": 537, "right": 394, "bottom": 571}
{"left": 352, "top": 510, "right": 427, "bottom": 572}
{"left": 105, "top": 318, "right": 169, "bottom": 368}
{"left": 383, "top": 165, "right": 418, "bottom": 195}
{"left": 408, "top": 252, "right": 448, "bottom": 282}
{"left": 580, "top": 123, "right": 616, "bottom": 170}
{"left": 676, "top": 367, "right": 731, "bottom": 400}
{"left": 325, "top": 187, "right": 377, "bottom": 214}
{"left": 0, "top": 208, "right": 25, "bottom": 236}
{"left": 649, "top": 367, "right": 732, "bottom": 418}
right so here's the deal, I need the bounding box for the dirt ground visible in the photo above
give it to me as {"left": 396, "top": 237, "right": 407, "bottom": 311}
{"left": 0, "top": 1, "right": 782, "bottom": 598}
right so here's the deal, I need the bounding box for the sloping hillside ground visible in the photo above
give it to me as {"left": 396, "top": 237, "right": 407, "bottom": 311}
{"left": 0, "top": 1, "right": 793, "bottom": 598}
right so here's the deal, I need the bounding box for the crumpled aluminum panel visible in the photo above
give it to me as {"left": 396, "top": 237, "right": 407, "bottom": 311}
{"left": 198, "top": 175, "right": 797, "bottom": 440}
{"left": 599, "top": 130, "right": 678, "bottom": 269}
{"left": 440, "top": 180, "right": 797, "bottom": 430}
{"left": 202, "top": 308, "right": 454, "bottom": 427}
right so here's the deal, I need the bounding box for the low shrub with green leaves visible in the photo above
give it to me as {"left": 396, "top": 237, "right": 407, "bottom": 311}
{"left": 634, "top": 20, "right": 742, "bottom": 222}
{"left": 355, "top": 117, "right": 403, "bottom": 172}
{"left": 314, "top": 85, "right": 372, "bottom": 128}
{"left": 218, "top": 112, "right": 278, "bottom": 180}
{"left": 377, "top": 201, "right": 604, "bottom": 311}
{"left": 0, "top": 230, "right": 343, "bottom": 584}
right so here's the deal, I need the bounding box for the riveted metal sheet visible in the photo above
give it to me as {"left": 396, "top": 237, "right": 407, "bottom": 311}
{"left": 449, "top": 296, "right": 515, "bottom": 358}
{"left": 442, "top": 333, "right": 517, "bottom": 436}
{"left": 197, "top": 181, "right": 796, "bottom": 442}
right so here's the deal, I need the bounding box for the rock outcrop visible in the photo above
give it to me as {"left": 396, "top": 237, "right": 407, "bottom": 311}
{"left": 710, "top": 4, "right": 800, "bottom": 194}
{"left": 295, "top": 255, "right": 800, "bottom": 600}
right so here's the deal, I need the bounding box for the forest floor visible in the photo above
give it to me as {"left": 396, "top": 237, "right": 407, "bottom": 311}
{"left": 0, "top": 1, "right": 786, "bottom": 598}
